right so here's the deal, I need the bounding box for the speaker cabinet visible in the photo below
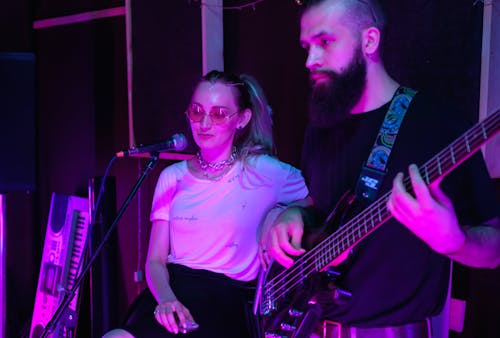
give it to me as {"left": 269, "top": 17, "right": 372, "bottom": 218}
{"left": 0, "top": 53, "right": 36, "bottom": 192}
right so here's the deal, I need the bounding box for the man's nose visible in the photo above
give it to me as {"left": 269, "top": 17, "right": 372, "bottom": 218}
{"left": 305, "top": 46, "right": 322, "bottom": 71}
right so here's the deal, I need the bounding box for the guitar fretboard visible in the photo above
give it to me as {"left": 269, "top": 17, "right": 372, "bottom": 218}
{"left": 264, "top": 109, "right": 500, "bottom": 308}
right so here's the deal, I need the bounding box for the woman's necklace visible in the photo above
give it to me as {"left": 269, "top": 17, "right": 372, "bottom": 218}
{"left": 196, "top": 147, "right": 238, "bottom": 180}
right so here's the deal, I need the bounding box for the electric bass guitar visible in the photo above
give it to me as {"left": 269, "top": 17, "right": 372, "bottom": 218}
{"left": 255, "top": 109, "right": 500, "bottom": 338}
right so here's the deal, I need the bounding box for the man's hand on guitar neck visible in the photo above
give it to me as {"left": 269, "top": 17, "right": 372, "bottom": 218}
{"left": 387, "top": 164, "right": 467, "bottom": 255}
{"left": 389, "top": 164, "right": 500, "bottom": 268}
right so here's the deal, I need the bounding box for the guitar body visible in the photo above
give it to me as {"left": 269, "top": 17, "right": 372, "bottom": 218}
{"left": 259, "top": 264, "right": 320, "bottom": 338}
{"left": 260, "top": 264, "right": 352, "bottom": 338}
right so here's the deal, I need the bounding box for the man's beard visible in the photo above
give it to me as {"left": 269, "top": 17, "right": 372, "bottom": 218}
{"left": 308, "top": 47, "right": 367, "bottom": 128}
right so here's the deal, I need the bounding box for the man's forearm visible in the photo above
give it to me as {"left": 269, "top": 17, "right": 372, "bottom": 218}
{"left": 447, "top": 218, "right": 500, "bottom": 268}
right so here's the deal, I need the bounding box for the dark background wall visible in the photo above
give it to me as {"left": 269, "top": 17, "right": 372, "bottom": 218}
{"left": 1, "top": 0, "right": 499, "bottom": 337}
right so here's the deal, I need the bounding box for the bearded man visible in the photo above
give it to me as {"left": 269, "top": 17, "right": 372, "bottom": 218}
{"left": 261, "top": 0, "right": 500, "bottom": 337}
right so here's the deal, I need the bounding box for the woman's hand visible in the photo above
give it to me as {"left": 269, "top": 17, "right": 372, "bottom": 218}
{"left": 153, "top": 299, "right": 197, "bottom": 334}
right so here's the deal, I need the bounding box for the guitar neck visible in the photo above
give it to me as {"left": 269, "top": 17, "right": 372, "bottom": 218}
{"left": 317, "top": 110, "right": 499, "bottom": 265}
{"left": 271, "top": 110, "right": 500, "bottom": 295}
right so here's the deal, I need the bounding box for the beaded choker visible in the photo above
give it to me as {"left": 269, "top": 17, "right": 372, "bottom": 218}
{"left": 196, "top": 147, "right": 238, "bottom": 172}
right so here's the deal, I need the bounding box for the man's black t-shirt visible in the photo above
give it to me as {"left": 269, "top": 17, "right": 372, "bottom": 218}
{"left": 301, "top": 91, "right": 499, "bottom": 326}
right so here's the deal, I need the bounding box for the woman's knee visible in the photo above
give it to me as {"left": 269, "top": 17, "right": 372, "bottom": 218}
{"left": 102, "top": 328, "right": 135, "bottom": 338}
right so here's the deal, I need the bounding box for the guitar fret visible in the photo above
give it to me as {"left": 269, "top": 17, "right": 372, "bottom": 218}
{"left": 481, "top": 124, "right": 487, "bottom": 139}
{"left": 436, "top": 154, "right": 442, "bottom": 175}
{"left": 450, "top": 144, "right": 455, "bottom": 164}
{"left": 318, "top": 252, "right": 323, "bottom": 268}
{"left": 465, "top": 132, "right": 471, "bottom": 152}
{"left": 326, "top": 250, "right": 331, "bottom": 265}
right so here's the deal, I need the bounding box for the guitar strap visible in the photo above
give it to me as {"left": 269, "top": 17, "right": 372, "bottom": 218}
{"left": 354, "top": 86, "right": 417, "bottom": 205}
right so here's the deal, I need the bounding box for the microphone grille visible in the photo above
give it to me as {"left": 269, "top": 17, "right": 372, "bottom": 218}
{"left": 172, "top": 133, "right": 188, "bottom": 151}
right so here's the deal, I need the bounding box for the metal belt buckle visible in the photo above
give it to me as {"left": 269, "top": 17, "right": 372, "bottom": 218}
{"left": 322, "top": 320, "right": 342, "bottom": 338}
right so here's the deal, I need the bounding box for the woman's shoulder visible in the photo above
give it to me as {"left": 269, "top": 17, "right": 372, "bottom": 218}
{"left": 247, "top": 154, "right": 300, "bottom": 173}
{"left": 158, "top": 160, "right": 189, "bottom": 179}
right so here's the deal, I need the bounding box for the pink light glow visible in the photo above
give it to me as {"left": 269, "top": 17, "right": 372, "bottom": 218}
{"left": 33, "top": 6, "right": 125, "bottom": 30}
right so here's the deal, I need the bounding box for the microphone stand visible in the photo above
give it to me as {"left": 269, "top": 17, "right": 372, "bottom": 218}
{"left": 40, "top": 153, "right": 160, "bottom": 338}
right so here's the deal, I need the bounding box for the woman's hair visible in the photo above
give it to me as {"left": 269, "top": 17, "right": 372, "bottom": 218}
{"left": 199, "top": 70, "right": 276, "bottom": 160}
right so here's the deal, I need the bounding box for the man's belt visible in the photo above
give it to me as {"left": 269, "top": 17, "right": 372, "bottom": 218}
{"left": 316, "top": 319, "right": 431, "bottom": 338}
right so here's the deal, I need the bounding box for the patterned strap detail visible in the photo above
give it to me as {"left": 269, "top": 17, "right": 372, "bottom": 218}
{"left": 355, "top": 86, "right": 417, "bottom": 204}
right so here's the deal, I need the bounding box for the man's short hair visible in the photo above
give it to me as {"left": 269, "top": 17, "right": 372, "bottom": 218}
{"left": 300, "top": 0, "right": 387, "bottom": 55}
{"left": 300, "top": 0, "right": 386, "bottom": 33}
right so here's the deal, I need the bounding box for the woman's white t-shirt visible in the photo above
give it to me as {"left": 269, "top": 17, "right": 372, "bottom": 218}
{"left": 150, "top": 154, "right": 309, "bottom": 281}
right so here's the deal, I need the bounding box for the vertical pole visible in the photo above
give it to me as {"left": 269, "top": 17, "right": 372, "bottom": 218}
{"left": 88, "top": 178, "right": 118, "bottom": 337}
{"left": 201, "top": 0, "right": 224, "bottom": 74}
{"left": 0, "top": 194, "right": 6, "bottom": 338}
{"left": 479, "top": 2, "right": 491, "bottom": 123}
{"left": 125, "top": 0, "right": 136, "bottom": 148}
{"left": 479, "top": 2, "right": 500, "bottom": 178}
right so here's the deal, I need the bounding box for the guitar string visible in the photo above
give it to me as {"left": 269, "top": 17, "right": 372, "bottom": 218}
{"left": 266, "top": 141, "right": 472, "bottom": 304}
{"left": 263, "top": 114, "right": 499, "bottom": 305}
{"left": 266, "top": 192, "right": 392, "bottom": 303}
{"left": 269, "top": 193, "right": 392, "bottom": 306}
{"left": 267, "top": 116, "right": 498, "bottom": 304}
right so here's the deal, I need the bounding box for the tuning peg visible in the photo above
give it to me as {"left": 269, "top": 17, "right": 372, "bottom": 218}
{"left": 332, "top": 287, "right": 352, "bottom": 305}
{"left": 280, "top": 323, "right": 297, "bottom": 331}
{"left": 326, "top": 266, "right": 341, "bottom": 280}
{"left": 288, "top": 308, "right": 304, "bottom": 317}
{"left": 264, "top": 333, "right": 287, "bottom": 338}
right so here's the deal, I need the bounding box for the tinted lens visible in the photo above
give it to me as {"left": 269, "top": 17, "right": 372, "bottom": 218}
{"left": 186, "top": 104, "right": 236, "bottom": 124}
{"left": 186, "top": 104, "right": 205, "bottom": 122}
{"left": 210, "top": 107, "right": 232, "bottom": 124}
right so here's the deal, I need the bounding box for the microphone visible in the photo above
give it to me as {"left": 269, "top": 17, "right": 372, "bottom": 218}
{"left": 116, "top": 133, "right": 188, "bottom": 157}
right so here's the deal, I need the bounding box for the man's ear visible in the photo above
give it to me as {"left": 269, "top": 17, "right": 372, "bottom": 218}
{"left": 362, "top": 26, "right": 381, "bottom": 56}
{"left": 238, "top": 108, "right": 252, "bottom": 129}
